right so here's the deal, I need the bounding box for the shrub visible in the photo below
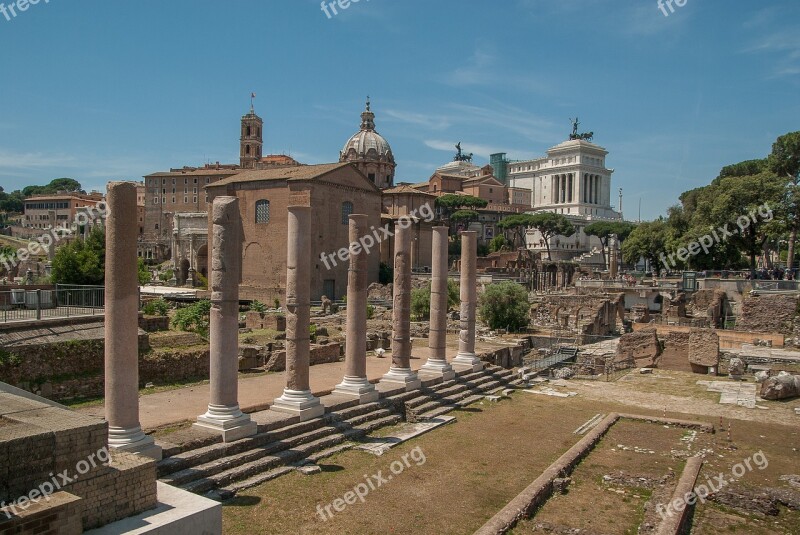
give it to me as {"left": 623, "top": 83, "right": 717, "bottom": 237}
{"left": 411, "top": 280, "right": 460, "bottom": 320}
{"left": 273, "top": 297, "right": 281, "bottom": 309}
{"left": 137, "top": 258, "right": 151, "bottom": 285}
{"left": 142, "top": 298, "right": 170, "bottom": 316}
{"left": 379, "top": 262, "right": 393, "bottom": 285}
{"left": 159, "top": 269, "right": 174, "bottom": 282}
{"left": 250, "top": 300, "right": 267, "bottom": 313}
{"left": 171, "top": 299, "right": 212, "bottom": 337}
{"left": 196, "top": 272, "right": 208, "bottom": 290}
{"left": 366, "top": 304, "right": 375, "bottom": 320}
{"left": 478, "top": 281, "right": 530, "bottom": 331}
{"left": 309, "top": 324, "right": 317, "bottom": 343}
{"left": 489, "top": 235, "right": 509, "bottom": 253}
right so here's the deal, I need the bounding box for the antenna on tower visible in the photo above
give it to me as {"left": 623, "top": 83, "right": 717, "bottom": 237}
{"left": 619, "top": 188, "right": 623, "bottom": 215}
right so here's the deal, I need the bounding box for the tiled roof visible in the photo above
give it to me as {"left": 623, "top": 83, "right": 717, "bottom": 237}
{"left": 209, "top": 162, "right": 351, "bottom": 187}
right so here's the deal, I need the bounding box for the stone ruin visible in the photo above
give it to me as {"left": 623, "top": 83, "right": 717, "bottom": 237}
{"left": 658, "top": 289, "right": 727, "bottom": 328}
{"left": 760, "top": 372, "right": 800, "bottom": 400}
{"left": 737, "top": 294, "right": 800, "bottom": 346}
{"left": 530, "top": 293, "right": 625, "bottom": 343}
{"left": 616, "top": 327, "right": 721, "bottom": 374}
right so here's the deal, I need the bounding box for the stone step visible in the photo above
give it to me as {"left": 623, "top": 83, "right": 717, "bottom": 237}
{"left": 182, "top": 432, "right": 347, "bottom": 494}
{"left": 415, "top": 405, "right": 458, "bottom": 421}
{"left": 179, "top": 413, "right": 402, "bottom": 495}
{"left": 326, "top": 400, "right": 387, "bottom": 422}
{"left": 221, "top": 466, "right": 296, "bottom": 496}
{"left": 162, "top": 424, "right": 342, "bottom": 486}
{"left": 404, "top": 383, "right": 470, "bottom": 409}
{"left": 157, "top": 416, "right": 331, "bottom": 477}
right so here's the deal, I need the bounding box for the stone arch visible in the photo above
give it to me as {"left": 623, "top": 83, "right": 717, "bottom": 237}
{"left": 196, "top": 244, "right": 208, "bottom": 278}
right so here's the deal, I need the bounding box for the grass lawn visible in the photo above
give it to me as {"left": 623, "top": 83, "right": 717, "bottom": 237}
{"left": 220, "top": 383, "right": 800, "bottom": 534}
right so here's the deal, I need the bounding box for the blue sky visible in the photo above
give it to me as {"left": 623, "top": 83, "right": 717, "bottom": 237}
{"left": 0, "top": 0, "right": 797, "bottom": 219}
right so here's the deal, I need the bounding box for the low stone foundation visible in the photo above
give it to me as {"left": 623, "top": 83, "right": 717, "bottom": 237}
{"left": 244, "top": 311, "right": 286, "bottom": 331}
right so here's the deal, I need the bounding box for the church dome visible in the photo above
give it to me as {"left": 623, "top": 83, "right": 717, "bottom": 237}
{"left": 340, "top": 99, "right": 395, "bottom": 164}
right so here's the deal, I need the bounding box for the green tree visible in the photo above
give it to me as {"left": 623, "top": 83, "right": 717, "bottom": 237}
{"left": 488, "top": 234, "right": 509, "bottom": 253}
{"left": 584, "top": 221, "right": 637, "bottom": 269}
{"left": 435, "top": 194, "right": 488, "bottom": 233}
{"left": 693, "top": 169, "right": 784, "bottom": 275}
{"left": 172, "top": 300, "right": 212, "bottom": 337}
{"left": 50, "top": 228, "right": 106, "bottom": 285}
{"left": 528, "top": 212, "right": 575, "bottom": 260}
{"left": 768, "top": 131, "right": 800, "bottom": 270}
{"left": 478, "top": 281, "right": 529, "bottom": 331}
{"left": 0, "top": 190, "right": 24, "bottom": 213}
{"left": 497, "top": 214, "right": 537, "bottom": 248}
{"left": 410, "top": 280, "right": 460, "bottom": 320}
{"left": 137, "top": 258, "right": 151, "bottom": 285}
{"left": 621, "top": 219, "right": 670, "bottom": 273}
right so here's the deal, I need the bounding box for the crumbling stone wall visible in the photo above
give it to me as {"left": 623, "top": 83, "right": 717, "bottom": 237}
{"left": 0, "top": 340, "right": 211, "bottom": 401}
{"left": 245, "top": 311, "right": 286, "bottom": 331}
{"left": 659, "top": 331, "right": 693, "bottom": 372}
{"left": 688, "top": 328, "right": 720, "bottom": 373}
{"left": 737, "top": 294, "right": 800, "bottom": 346}
{"left": 616, "top": 328, "right": 661, "bottom": 367}
{"left": 531, "top": 293, "right": 624, "bottom": 338}
{"left": 690, "top": 289, "right": 727, "bottom": 328}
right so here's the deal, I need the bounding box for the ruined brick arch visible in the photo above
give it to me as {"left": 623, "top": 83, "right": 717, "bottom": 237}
{"left": 575, "top": 307, "right": 591, "bottom": 327}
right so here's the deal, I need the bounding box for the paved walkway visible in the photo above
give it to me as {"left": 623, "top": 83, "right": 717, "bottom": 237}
{"left": 77, "top": 339, "right": 511, "bottom": 431}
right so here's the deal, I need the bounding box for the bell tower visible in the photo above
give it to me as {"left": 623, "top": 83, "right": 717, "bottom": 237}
{"left": 240, "top": 96, "right": 263, "bottom": 169}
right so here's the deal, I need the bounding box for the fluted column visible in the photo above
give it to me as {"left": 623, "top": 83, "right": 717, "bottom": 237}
{"left": 420, "top": 226, "right": 456, "bottom": 380}
{"left": 380, "top": 224, "right": 421, "bottom": 391}
{"left": 194, "top": 197, "right": 256, "bottom": 442}
{"left": 332, "top": 215, "right": 379, "bottom": 403}
{"left": 270, "top": 206, "right": 324, "bottom": 421}
{"left": 452, "top": 230, "right": 482, "bottom": 371}
{"left": 105, "top": 182, "right": 161, "bottom": 460}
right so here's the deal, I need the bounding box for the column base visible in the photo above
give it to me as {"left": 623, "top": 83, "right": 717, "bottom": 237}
{"left": 194, "top": 404, "right": 258, "bottom": 443}
{"left": 332, "top": 376, "right": 380, "bottom": 404}
{"left": 108, "top": 425, "right": 162, "bottom": 461}
{"left": 419, "top": 359, "right": 456, "bottom": 381}
{"left": 270, "top": 389, "right": 325, "bottom": 421}
{"left": 452, "top": 353, "right": 484, "bottom": 372}
{"left": 380, "top": 367, "right": 421, "bottom": 392}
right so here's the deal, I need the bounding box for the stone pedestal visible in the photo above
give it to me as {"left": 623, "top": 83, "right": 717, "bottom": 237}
{"left": 194, "top": 197, "right": 256, "bottom": 442}
{"left": 452, "top": 230, "right": 483, "bottom": 372}
{"left": 105, "top": 182, "right": 162, "bottom": 460}
{"left": 333, "top": 214, "right": 379, "bottom": 403}
{"left": 381, "top": 224, "right": 421, "bottom": 391}
{"left": 271, "top": 206, "right": 324, "bottom": 421}
{"left": 420, "top": 226, "right": 456, "bottom": 380}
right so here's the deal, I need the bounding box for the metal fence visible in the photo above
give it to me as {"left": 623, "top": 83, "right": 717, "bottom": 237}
{"left": 0, "top": 285, "right": 104, "bottom": 323}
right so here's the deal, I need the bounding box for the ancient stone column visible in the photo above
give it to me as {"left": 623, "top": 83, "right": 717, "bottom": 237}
{"left": 194, "top": 197, "right": 257, "bottom": 442}
{"left": 333, "top": 215, "right": 379, "bottom": 403}
{"left": 420, "top": 226, "right": 456, "bottom": 380}
{"left": 105, "top": 182, "right": 161, "bottom": 460}
{"left": 609, "top": 235, "right": 619, "bottom": 279}
{"left": 381, "top": 223, "right": 421, "bottom": 391}
{"left": 271, "top": 206, "right": 324, "bottom": 420}
{"left": 452, "top": 230, "right": 483, "bottom": 371}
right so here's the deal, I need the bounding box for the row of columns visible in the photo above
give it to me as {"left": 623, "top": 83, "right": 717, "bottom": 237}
{"left": 583, "top": 173, "right": 603, "bottom": 205}
{"left": 550, "top": 173, "right": 605, "bottom": 205}
{"left": 102, "top": 189, "right": 483, "bottom": 459}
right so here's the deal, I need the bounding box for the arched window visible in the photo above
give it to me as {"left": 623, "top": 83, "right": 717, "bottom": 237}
{"left": 245, "top": 145, "right": 251, "bottom": 155}
{"left": 246, "top": 126, "right": 251, "bottom": 137}
{"left": 255, "top": 200, "right": 270, "bottom": 224}
{"left": 341, "top": 201, "right": 353, "bottom": 225}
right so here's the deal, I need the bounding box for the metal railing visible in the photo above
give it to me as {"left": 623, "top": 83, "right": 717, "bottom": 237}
{"left": 0, "top": 285, "right": 104, "bottom": 324}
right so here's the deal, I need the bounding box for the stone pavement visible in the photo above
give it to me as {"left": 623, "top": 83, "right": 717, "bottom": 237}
{"left": 78, "top": 339, "right": 504, "bottom": 431}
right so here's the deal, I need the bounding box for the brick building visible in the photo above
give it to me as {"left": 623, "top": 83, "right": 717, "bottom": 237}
{"left": 206, "top": 162, "right": 382, "bottom": 302}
